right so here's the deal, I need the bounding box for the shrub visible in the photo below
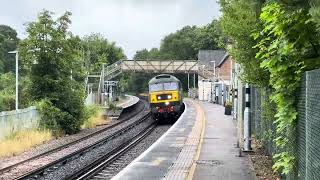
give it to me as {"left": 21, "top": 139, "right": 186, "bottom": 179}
{"left": 37, "top": 98, "right": 85, "bottom": 136}
{"left": 82, "top": 105, "right": 106, "bottom": 129}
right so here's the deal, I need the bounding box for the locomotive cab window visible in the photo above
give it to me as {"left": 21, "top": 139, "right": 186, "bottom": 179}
{"left": 163, "top": 82, "right": 178, "bottom": 90}
{"left": 149, "top": 83, "right": 163, "bottom": 92}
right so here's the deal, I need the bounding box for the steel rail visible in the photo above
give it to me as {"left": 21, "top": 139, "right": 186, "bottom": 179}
{"left": 69, "top": 122, "right": 157, "bottom": 180}
{"left": 0, "top": 100, "right": 147, "bottom": 175}
{"left": 16, "top": 111, "right": 152, "bottom": 180}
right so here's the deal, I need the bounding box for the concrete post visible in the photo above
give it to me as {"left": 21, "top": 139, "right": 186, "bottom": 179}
{"left": 193, "top": 74, "right": 196, "bottom": 88}
{"left": 233, "top": 88, "right": 238, "bottom": 120}
{"left": 188, "top": 73, "right": 190, "bottom": 96}
{"left": 243, "top": 83, "right": 252, "bottom": 151}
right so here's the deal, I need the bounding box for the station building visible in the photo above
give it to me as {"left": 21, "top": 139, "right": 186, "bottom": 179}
{"left": 197, "top": 50, "right": 233, "bottom": 105}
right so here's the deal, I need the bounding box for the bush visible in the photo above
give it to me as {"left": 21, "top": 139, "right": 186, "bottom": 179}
{"left": 37, "top": 98, "right": 85, "bottom": 136}
{"left": 81, "top": 105, "right": 105, "bottom": 129}
{"left": 0, "top": 93, "right": 15, "bottom": 111}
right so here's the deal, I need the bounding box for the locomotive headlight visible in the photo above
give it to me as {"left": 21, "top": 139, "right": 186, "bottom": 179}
{"left": 167, "top": 95, "right": 172, "bottom": 99}
{"left": 165, "top": 101, "right": 170, "bottom": 105}
{"left": 157, "top": 96, "right": 161, "bottom": 100}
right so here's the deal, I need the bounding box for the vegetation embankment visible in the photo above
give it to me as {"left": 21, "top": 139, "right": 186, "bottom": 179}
{"left": 220, "top": 0, "right": 320, "bottom": 175}
{"left": 0, "top": 10, "right": 125, "bottom": 157}
{"left": 82, "top": 105, "right": 107, "bottom": 129}
{"left": 0, "top": 130, "right": 52, "bottom": 158}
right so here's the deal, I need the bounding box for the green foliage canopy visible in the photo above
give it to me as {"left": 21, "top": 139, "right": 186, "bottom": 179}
{"left": 20, "top": 10, "right": 86, "bottom": 135}
{"left": 0, "top": 25, "right": 19, "bottom": 74}
{"left": 221, "top": 0, "right": 320, "bottom": 175}
{"left": 82, "top": 33, "right": 126, "bottom": 72}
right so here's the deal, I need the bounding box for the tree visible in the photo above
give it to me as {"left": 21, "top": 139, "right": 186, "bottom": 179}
{"left": 0, "top": 25, "right": 19, "bottom": 74}
{"left": 193, "top": 20, "right": 226, "bottom": 51}
{"left": 82, "top": 33, "right": 125, "bottom": 72}
{"left": 220, "top": 0, "right": 269, "bottom": 87}
{"left": 19, "top": 10, "right": 86, "bottom": 135}
{"left": 0, "top": 72, "right": 15, "bottom": 111}
{"left": 160, "top": 26, "right": 199, "bottom": 60}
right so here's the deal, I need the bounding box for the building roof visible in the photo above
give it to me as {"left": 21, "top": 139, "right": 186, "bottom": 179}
{"left": 217, "top": 53, "right": 230, "bottom": 67}
{"left": 198, "top": 50, "right": 227, "bottom": 69}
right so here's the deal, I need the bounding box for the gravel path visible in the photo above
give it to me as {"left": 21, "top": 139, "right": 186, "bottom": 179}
{"left": 0, "top": 100, "right": 148, "bottom": 180}
{"left": 91, "top": 124, "right": 171, "bottom": 180}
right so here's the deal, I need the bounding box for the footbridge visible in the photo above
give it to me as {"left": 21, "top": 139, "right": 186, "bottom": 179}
{"left": 100, "top": 59, "right": 213, "bottom": 78}
{"left": 85, "top": 59, "right": 215, "bottom": 104}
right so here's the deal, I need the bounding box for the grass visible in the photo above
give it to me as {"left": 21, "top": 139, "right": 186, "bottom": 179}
{"left": 82, "top": 105, "right": 109, "bottom": 129}
{"left": 0, "top": 129, "right": 52, "bottom": 158}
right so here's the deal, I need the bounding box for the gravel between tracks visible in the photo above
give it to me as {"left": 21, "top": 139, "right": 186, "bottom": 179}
{"left": 39, "top": 116, "right": 156, "bottom": 180}
{"left": 0, "top": 100, "right": 147, "bottom": 180}
{"left": 92, "top": 124, "right": 171, "bottom": 180}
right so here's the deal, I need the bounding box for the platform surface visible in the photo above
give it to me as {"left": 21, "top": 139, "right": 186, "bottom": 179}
{"left": 117, "top": 94, "right": 139, "bottom": 109}
{"left": 192, "top": 101, "right": 255, "bottom": 180}
{"left": 113, "top": 99, "right": 255, "bottom": 180}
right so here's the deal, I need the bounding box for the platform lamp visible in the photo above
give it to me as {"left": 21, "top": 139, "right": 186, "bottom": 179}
{"left": 8, "top": 50, "right": 19, "bottom": 110}
{"left": 8, "top": 49, "right": 39, "bottom": 110}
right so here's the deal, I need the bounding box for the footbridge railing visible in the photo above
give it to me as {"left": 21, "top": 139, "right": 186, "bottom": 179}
{"left": 85, "top": 59, "right": 217, "bottom": 104}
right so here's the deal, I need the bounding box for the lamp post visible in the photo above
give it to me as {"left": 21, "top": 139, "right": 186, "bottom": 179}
{"left": 8, "top": 50, "right": 19, "bottom": 110}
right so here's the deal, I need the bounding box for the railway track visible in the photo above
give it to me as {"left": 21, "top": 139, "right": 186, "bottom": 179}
{"left": 0, "top": 100, "right": 149, "bottom": 179}
{"left": 68, "top": 122, "right": 157, "bottom": 180}
{"left": 16, "top": 111, "right": 152, "bottom": 180}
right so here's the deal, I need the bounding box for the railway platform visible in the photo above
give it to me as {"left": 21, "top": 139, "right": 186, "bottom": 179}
{"left": 117, "top": 95, "right": 140, "bottom": 109}
{"left": 113, "top": 98, "right": 255, "bottom": 180}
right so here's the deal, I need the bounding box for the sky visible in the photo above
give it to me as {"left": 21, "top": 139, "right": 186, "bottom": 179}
{"left": 0, "top": 0, "right": 221, "bottom": 58}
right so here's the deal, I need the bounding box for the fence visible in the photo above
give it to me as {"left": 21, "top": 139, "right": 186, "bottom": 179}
{"left": 239, "top": 68, "right": 320, "bottom": 179}
{"left": 0, "top": 106, "right": 39, "bottom": 141}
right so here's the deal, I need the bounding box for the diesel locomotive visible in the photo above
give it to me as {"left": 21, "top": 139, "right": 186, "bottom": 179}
{"left": 148, "top": 74, "right": 183, "bottom": 120}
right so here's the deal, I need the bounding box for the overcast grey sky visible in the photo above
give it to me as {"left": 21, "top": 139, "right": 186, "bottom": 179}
{"left": 0, "top": 0, "right": 221, "bottom": 58}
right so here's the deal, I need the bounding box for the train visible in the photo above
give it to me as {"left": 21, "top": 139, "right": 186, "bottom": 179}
{"left": 148, "top": 74, "right": 184, "bottom": 120}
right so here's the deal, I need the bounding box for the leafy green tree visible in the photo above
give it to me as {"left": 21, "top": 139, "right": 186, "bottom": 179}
{"left": 193, "top": 20, "right": 226, "bottom": 51}
{"left": 82, "top": 33, "right": 126, "bottom": 72}
{"left": 220, "top": 0, "right": 269, "bottom": 87}
{"left": 160, "top": 26, "right": 199, "bottom": 60}
{"left": 133, "top": 49, "right": 149, "bottom": 60}
{"left": 254, "top": 2, "right": 320, "bottom": 174}
{"left": 19, "top": 10, "right": 86, "bottom": 135}
{"left": 0, "top": 72, "right": 15, "bottom": 111}
{"left": 0, "top": 25, "right": 19, "bottom": 74}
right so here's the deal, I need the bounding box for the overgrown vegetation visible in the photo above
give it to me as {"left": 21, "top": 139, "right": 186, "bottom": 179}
{"left": 0, "top": 129, "right": 52, "bottom": 157}
{"left": 20, "top": 10, "right": 86, "bottom": 135}
{"left": 220, "top": 0, "right": 320, "bottom": 175}
{"left": 82, "top": 33, "right": 126, "bottom": 72}
{"left": 81, "top": 105, "right": 106, "bottom": 129}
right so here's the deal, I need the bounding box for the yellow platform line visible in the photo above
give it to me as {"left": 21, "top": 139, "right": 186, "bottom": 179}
{"left": 186, "top": 100, "right": 206, "bottom": 180}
